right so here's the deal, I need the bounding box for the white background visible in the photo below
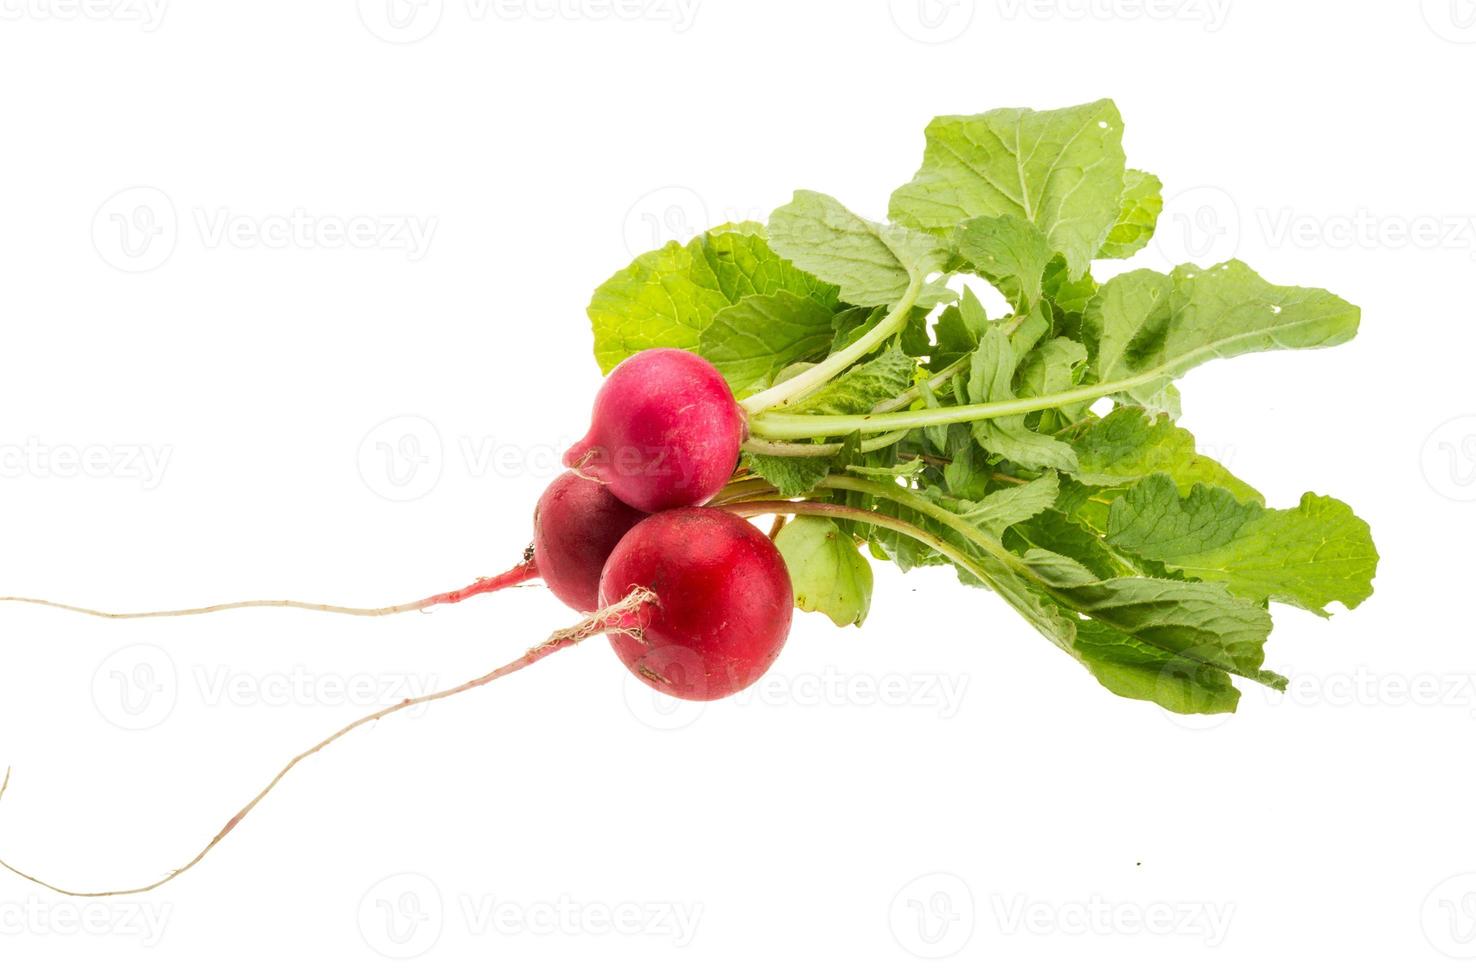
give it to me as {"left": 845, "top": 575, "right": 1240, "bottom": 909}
{"left": 0, "top": 1, "right": 1472, "bottom": 975}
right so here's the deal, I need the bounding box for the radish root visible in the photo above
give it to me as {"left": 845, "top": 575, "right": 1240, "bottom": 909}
{"left": 0, "top": 586, "right": 655, "bottom": 898}
{"left": 0, "top": 560, "right": 541, "bottom": 621}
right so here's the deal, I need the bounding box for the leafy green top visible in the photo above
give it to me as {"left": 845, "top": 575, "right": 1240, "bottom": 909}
{"left": 584, "top": 99, "right": 1377, "bottom": 716}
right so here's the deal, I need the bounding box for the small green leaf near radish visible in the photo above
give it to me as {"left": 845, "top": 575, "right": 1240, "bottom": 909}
{"left": 773, "top": 517, "right": 873, "bottom": 628}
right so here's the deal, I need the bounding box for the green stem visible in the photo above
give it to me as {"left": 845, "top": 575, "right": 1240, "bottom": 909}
{"left": 817, "top": 475, "right": 1025, "bottom": 573}
{"left": 739, "top": 275, "right": 925, "bottom": 416}
{"left": 870, "top": 355, "right": 968, "bottom": 414}
{"left": 748, "top": 374, "right": 1132, "bottom": 440}
{"left": 742, "top": 428, "right": 910, "bottom": 459}
{"left": 719, "top": 499, "right": 1001, "bottom": 591}
{"left": 811, "top": 475, "right": 1278, "bottom": 688}
{"left": 710, "top": 475, "right": 775, "bottom": 503}
{"left": 721, "top": 494, "right": 1066, "bottom": 655}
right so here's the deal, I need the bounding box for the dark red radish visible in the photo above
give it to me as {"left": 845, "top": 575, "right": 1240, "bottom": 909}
{"left": 563, "top": 348, "right": 745, "bottom": 512}
{"left": 532, "top": 470, "right": 645, "bottom": 611}
{"left": 599, "top": 507, "right": 793, "bottom": 701}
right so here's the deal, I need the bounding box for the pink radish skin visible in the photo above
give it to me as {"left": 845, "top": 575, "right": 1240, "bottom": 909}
{"left": 599, "top": 507, "right": 793, "bottom": 701}
{"left": 563, "top": 349, "right": 746, "bottom": 512}
{"left": 532, "top": 471, "right": 646, "bottom": 611}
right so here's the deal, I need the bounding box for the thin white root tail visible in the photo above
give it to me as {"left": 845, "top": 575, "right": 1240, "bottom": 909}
{"left": 0, "top": 595, "right": 426, "bottom": 619}
{"left": 0, "top": 588, "right": 655, "bottom": 899}
{"left": 0, "top": 561, "right": 542, "bottom": 621}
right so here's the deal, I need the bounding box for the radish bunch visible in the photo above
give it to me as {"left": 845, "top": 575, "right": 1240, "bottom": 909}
{"left": 551, "top": 347, "right": 793, "bottom": 702}
{"left": 0, "top": 98, "right": 1380, "bottom": 897}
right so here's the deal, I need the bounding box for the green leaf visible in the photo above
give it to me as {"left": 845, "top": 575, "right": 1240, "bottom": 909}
{"left": 962, "top": 553, "right": 1242, "bottom": 714}
{"left": 1097, "top": 168, "right": 1163, "bottom": 260}
{"left": 789, "top": 347, "right": 916, "bottom": 415}
{"left": 919, "top": 380, "right": 953, "bottom": 454}
{"left": 698, "top": 290, "right": 838, "bottom": 396}
{"left": 828, "top": 306, "right": 888, "bottom": 353}
{"left": 942, "top": 437, "right": 989, "bottom": 498}
{"left": 1007, "top": 508, "right": 1141, "bottom": 581}
{"left": 1019, "top": 547, "right": 1100, "bottom": 587}
{"left": 1070, "top": 618, "right": 1240, "bottom": 714}
{"left": 1016, "top": 337, "right": 1088, "bottom": 402}
{"left": 1050, "top": 573, "right": 1277, "bottom": 681}
{"left": 1085, "top": 260, "right": 1361, "bottom": 397}
{"left": 966, "top": 329, "right": 1078, "bottom": 471}
{"left": 889, "top": 99, "right": 1127, "bottom": 279}
{"left": 768, "top": 190, "right": 950, "bottom": 308}
{"left": 1122, "top": 382, "right": 1183, "bottom": 419}
{"left": 1042, "top": 254, "right": 1097, "bottom": 314}
{"left": 958, "top": 283, "right": 991, "bottom": 329}
{"left": 1066, "top": 407, "right": 1261, "bottom": 502}
{"left": 934, "top": 305, "right": 974, "bottom": 358}
{"left": 589, "top": 224, "right": 838, "bottom": 373}
{"left": 829, "top": 305, "right": 931, "bottom": 358}
{"left": 951, "top": 214, "right": 1055, "bottom": 310}
{"left": 1041, "top": 255, "right": 1098, "bottom": 340}
{"left": 1107, "top": 475, "right": 1378, "bottom": 614}
{"left": 957, "top": 472, "right": 1060, "bottom": 533}
{"left": 774, "top": 517, "right": 874, "bottom": 627}
{"left": 1006, "top": 305, "right": 1052, "bottom": 360}
{"left": 952, "top": 537, "right": 1246, "bottom": 713}
{"left": 834, "top": 474, "right": 1275, "bottom": 713}
{"left": 742, "top": 452, "right": 830, "bottom": 497}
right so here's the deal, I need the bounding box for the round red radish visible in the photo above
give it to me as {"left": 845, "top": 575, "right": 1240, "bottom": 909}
{"left": 599, "top": 507, "right": 793, "bottom": 701}
{"left": 563, "top": 348, "right": 745, "bottom": 512}
{"left": 532, "top": 471, "right": 646, "bottom": 612}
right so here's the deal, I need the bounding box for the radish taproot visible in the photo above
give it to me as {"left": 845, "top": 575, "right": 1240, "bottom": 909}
{"left": 0, "top": 471, "right": 644, "bottom": 619}
{"left": 0, "top": 509, "right": 796, "bottom": 896}
{"left": 563, "top": 348, "right": 745, "bottom": 512}
{"left": 0, "top": 586, "right": 662, "bottom": 898}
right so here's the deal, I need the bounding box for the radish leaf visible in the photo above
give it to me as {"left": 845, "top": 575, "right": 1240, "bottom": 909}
{"left": 768, "top": 190, "right": 951, "bottom": 308}
{"left": 775, "top": 517, "right": 874, "bottom": 627}
{"left": 889, "top": 99, "right": 1126, "bottom": 279}
{"left": 1107, "top": 475, "right": 1379, "bottom": 614}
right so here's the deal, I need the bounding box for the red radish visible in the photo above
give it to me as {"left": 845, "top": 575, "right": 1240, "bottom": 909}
{"left": 532, "top": 470, "right": 645, "bottom": 611}
{"left": 563, "top": 348, "right": 746, "bottom": 512}
{"left": 600, "top": 507, "right": 793, "bottom": 701}
{"left": 0, "top": 471, "right": 643, "bottom": 619}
